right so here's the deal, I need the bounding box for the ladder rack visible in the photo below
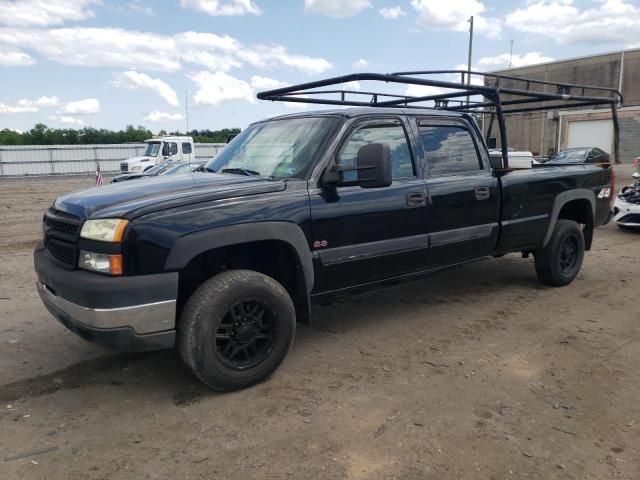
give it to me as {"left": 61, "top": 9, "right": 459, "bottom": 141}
{"left": 257, "top": 70, "right": 622, "bottom": 168}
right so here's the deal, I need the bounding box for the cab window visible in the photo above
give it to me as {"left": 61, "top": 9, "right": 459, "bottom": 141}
{"left": 337, "top": 124, "right": 415, "bottom": 182}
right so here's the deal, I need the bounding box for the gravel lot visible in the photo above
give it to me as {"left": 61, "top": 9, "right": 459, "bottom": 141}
{"left": 1, "top": 169, "right": 639, "bottom": 480}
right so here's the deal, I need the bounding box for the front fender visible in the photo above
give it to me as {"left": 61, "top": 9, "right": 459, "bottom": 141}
{"left": 164, "top": 221, "right": 314, "bottom": 294}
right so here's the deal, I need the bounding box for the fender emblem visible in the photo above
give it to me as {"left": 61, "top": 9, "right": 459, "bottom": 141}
{"left": 313, "top": 240, "right": 328, "bottom": 249}
{"left": 598, "top": 187, "right": 611, "bottom": 199}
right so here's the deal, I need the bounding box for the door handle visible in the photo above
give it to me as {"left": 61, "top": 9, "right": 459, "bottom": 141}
{"left": 474, "top": 186, "right": 491, "bottom": 201}
{"left": 406, "top": 192, "right": 427, "bottom": 207}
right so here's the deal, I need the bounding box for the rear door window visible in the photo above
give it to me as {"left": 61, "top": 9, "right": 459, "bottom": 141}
{"left": 418, "top": 125, "right": 482, "bottom": 176}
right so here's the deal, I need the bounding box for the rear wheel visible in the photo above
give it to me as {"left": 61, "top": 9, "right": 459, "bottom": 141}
{"left": 178, "top": 270, "right": 296, "bottom": 391}
{"left": 534, "top": 220, "right": 585, "bottom": 286}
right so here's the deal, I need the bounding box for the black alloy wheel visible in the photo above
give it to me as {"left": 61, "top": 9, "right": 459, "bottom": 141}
{"left": 215, "top": 300, "right": 278, "bottom": 370}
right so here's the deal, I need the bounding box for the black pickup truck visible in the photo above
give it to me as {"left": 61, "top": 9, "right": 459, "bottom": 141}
{"left": 34, "top": 72, "right": 617, "bottom": 391}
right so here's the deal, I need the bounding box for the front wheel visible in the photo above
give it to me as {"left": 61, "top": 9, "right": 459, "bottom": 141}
{"left": 534, "top": 219, "right": 585, "bottom": 286}
{"left": 177, "top": 270, "right": 296, "bottom": 391}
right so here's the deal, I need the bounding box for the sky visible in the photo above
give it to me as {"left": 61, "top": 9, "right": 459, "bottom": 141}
{"left": 1, "top": 0, "right": 639, "bottom": 133}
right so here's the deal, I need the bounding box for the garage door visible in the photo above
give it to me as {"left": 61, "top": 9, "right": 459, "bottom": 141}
{"left": 567, "top": 119, "right": 613, "bottom": 155}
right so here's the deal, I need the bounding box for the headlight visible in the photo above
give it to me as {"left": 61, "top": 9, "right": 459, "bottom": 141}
{"left": 80, "top": 219, "right": 128, "bottom": 242}
{"left": 79, "top": 251, "right": 123, "bottom": 275}
{"left": 130, "top": 166, "right": 142, "bottom": 172}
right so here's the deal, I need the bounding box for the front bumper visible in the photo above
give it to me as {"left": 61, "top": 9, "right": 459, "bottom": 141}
{"left": 34, "top": 243, "right": 178, "bottom": 351}
{"left": 613, "top": 198, "right": 640, "bottom": 227}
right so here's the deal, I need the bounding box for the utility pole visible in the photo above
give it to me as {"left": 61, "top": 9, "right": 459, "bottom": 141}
{"left": 467, "top": 15, "right": 474, "bottom": 106}
{"left": 185, "top": 91, "right": 189, "bottom": 133}
{"left": 508, "top": 40, "right": 514, "bottom": 68}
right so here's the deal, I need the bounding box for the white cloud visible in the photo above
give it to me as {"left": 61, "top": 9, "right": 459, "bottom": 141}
{"left": 0, "top": 27, "right": 332, "bottom": 74}
{"left": 405, "top": 84, "right": 444, "bottom": 98}
{"left": 352, "top": 58, "right": 370, "bottom": 70}
{"left": 180, "top": 0, "right": 260, "bottom": 16}
{"left": 410, "top": 0, "right": 501, "bottom": 39}
{"left": 126, "top": 1, "right": 155, "bottom": 16}
{"left": 49, "top": 115, "right": 84, "bottom": 125}
{"left": 0, "top": 96, "right": 60, "bottom": 113}
{"left": 304, "top": 0, "right": 371, "bottom": 18}
{"left": 144, "top": 111, "right": 185, "bottom": 122}
{"left": 249, "top": 75, "right": 288, "bottom": 91}
{"left": 190, "top": 71, "right": 255, "bottom": 106}
{"left": 0, "top": 0, "right": 100, "bottom": 27}
{"left": 0, "top": 45, "right": 35, "bottom": 65}
{"left": 0, "top": 27, "right": 179, "bottom": 71}
{"left": 60, "top": 98, "right": 100, "bottom": 114}
{"left": 342, "top": 80, "right": 361, "bottom": 90}
{"left": 379, "top": 6, "right": 405, "bottom": 20}
{"left": 113, "top": 71, "right": 179, "bottom": 106}
{"left": 474, "top": 52, "right": 555, "bottom": 70}
{"left": 505, "top": 0, "right": 640, "bottom": 45}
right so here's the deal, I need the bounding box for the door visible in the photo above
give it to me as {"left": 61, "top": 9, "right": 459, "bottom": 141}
{"left": 567, "top": 119, "right": 613, "bottom": 154}
{"left": 416, "top": 119, "right": 500, "bottom": 268}
{"left": 182, "top": 142, "right": 193, "bottom": 162}
{"left": 310, "top": 118, "right": 429, "bottom": 293}
{"left": 162, "top": 142, "right": 179, "bottom": 162}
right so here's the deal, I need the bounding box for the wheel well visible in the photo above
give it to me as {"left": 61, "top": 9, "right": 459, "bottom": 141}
{"left": 557, "top": 199, "right": 594, "bottom": 250}
{"left": 177, "top": 240, "right": 309, "bottom": 322}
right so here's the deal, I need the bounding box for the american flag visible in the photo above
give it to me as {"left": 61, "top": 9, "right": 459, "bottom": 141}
{"left": 95, "top": 164, "right": 103, "bottom": 186}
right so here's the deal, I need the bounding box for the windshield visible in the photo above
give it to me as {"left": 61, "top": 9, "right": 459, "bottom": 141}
{"left": 143, "top": 142, "right": 161, "bottom": 157}
{"left": 550, "top": 148, "right": 589, "bottom": 163}
{"left": 145, "top": 161, "right": 173, "bottom": 175}
{"left": 205, "top": 117, "right": 339, "bottom": 179}
{"left": 162, "top": 162, "right": 203, "bottom": 175}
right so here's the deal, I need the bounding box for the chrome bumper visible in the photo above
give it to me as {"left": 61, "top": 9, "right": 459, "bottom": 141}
{"left": 36, "top": 281, "right": 176, "bottom": 335}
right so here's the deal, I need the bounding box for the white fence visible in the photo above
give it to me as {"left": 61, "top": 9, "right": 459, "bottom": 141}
{"left": 0, "top": 143, "right": 226, "bottom": 176}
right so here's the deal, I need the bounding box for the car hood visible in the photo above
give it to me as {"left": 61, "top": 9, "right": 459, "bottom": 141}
{"left": 54, "top": 173, "right": 287, "bottom": 220}
{"left": 124, "top": 156, "right": 153, "bottom": 164}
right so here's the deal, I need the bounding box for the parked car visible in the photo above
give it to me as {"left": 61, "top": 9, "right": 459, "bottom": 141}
{"left": 119, "top": 136, "right": 195, "bottom": 174}
{"left": 111, "top": 161, "right": 205, "bottom": 183}
{"left": 34, "top": 71, "right": 617, "bottom": 392}
{"left": 613, "top": 172, "right": 640, "bottom": 228}
{"left": 547, "top": 147, "right": 610, "bottom": 165}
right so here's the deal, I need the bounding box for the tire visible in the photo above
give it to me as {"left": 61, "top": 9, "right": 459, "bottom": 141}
{"left": 534, "top": 219, "right": 585, "bottom": 287}
{"left": 177, "top": 270, "right": 296, "bottom": 391}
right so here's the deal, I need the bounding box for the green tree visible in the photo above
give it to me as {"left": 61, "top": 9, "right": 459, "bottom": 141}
{"left": 0, "top": 124, "right": 240, "bottom": 145}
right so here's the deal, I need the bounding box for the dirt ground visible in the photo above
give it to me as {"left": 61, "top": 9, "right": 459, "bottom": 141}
{"left": 1, "top": 169, "right": 639, "bottom": 480}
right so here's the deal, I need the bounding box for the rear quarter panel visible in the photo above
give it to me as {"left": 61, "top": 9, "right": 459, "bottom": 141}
{"left": 496, "top": 164, "right": 612, "bottom": 253}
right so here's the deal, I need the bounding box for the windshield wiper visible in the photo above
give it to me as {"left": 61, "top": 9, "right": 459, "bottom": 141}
{"left": 220, "top": 168, "right": 261, "bottom": 176}
{"left": 201, "top": 166, "right": 216, "bottom": 173}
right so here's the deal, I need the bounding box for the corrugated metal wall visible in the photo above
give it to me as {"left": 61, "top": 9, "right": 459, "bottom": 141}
{"left": 0, "top": 143, "right": 226, "bottom": 176}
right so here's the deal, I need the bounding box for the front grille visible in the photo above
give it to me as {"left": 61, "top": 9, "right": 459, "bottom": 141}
{"left": 120, "top": 162, "right": 128, "bottom": 173}
{"left": 45, "top": 216, "right": 80, "bottom": 236}
{"left": 46, "top": 237, "right": 77, "bottom": 266}
{"left": 618, "top": 214, "right": 640, "bottom": 224}
{"left": 43, "top": 209, "right": 82, "bottom": 269}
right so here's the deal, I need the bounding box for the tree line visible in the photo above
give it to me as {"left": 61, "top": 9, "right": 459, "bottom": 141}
{"left": 0, "top": 124, "right": 241, "bottom": 145}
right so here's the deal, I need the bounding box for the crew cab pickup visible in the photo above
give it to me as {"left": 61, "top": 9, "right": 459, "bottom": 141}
{"left": 35, "top": 108, "right": 614, "bottom": 391}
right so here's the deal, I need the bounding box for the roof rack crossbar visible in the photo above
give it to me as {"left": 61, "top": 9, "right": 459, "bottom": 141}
{"left": 391, "top": 69, "right": 623, "bottom": 103}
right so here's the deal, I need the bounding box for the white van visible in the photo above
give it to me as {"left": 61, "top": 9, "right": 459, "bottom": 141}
{"left": 120, "top": 136, "right": 195, "bottom": 173}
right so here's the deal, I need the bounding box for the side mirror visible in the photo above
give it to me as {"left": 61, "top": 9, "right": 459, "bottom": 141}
{"left": 633, "top": 172, "right": 640, "bottom": 180}
{"left": 324, "top": 143, "right": 392, "bottom": 189}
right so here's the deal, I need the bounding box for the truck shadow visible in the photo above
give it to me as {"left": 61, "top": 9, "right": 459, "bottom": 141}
{"left": 1, "top": 256, "right": 541, "bottom": 401}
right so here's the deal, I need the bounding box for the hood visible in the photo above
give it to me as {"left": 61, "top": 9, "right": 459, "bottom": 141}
{"left": 54, "top": 172, "right": 286, "bottom": 220}
{"left": 124, "top": 156, "right": 154, "bottom": 164}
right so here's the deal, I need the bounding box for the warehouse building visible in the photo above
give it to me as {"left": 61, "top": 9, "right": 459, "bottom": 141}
{"left": 485, "top": 48, "right": 640, "bottom": 163}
